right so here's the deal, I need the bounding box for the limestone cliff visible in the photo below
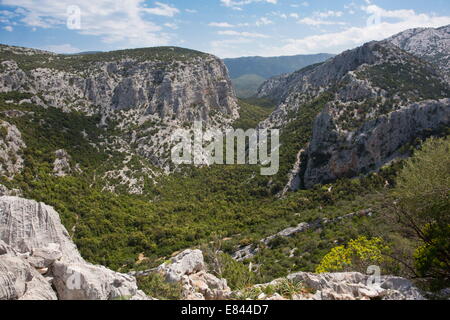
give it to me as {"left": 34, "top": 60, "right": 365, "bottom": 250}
{"left": 257, "top": 27, "right": 450, "bottom": 190}
{"left": 0, "top": 45, "right": 238, "bottom": 123}
{"left": 0, "top": 196, "right": 148, "bottom": 300}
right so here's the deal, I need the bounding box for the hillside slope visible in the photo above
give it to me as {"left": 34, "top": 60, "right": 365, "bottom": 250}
{"left": 257, "top": 31, "right": 450, "bottom": 191}
{"left": 225, "top": 53, "right": 333, "bottom": 98}
{"left": 0, "top": 45, "right": 239, "bottom": 170}
{"left": 387, "top": 25, "right": 450, "bottom": 82}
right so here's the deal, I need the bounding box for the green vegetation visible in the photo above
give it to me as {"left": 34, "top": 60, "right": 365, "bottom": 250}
{"left": 389, "top": 137, "right": 450, "bottom": 284}
{"left": 235, "top": 278, "right": 310, "bottom": 300}
{"left": 231, "top": 74, "right": 267, "bottom": 98}
{"left": 137, "top": 273, "right": 183, "bottom": 300}
{"left": 316, "top": 237, "right": 389, "bottom": 273}
{"left": 233, "top": 98, "right": 276, "bottom": 130}
{"left": 0, "top": 87, "right": 448, "bottom": 294}
{"left": 357, "top": 61, "right": 450, "bottom": 101}
{"left": 0, "top": 45, "right": 207, "bottom": 72}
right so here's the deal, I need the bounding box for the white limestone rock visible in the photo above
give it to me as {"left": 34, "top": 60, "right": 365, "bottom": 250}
{"left": 0, "top": 255, "right": 57, "bottom": 300}
{"left": 0, "top": 121, "right": 26, "bottom": 179}
{"left": 0, "top": 196, "right": 150, "bottom": 300}
{"left": 157, "top": 249, "right": 205, "bottom": 283}
{"left": 286, "top": 272, "right": 425, "bottom": 300}
{"left": 155, "top": 249, "right": 231, "bottom": 300}
{"left": 52, "top": 261, "right": 145, "bottom": 300}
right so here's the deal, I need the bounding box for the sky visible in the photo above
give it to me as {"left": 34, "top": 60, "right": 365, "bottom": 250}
{"left": 0, "top": 0, "right": 449, "bottom": 58}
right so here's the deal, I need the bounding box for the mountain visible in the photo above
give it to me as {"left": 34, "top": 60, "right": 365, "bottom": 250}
{"left": 224, "top": 53, "right": 333, "bottom": 98}
{"left": 0, "top": 45, "right": 238, "bottom": 122}
{"left": 387, "top": 25, "right": 450, "bottom": 82}
{"left": 224, "top": 53, "right": 334, "bottom": 79}
{"left": 0, "top": 26, "right": 449, "bottom": 300}
{"left": 257, "top": 27, "right": 450, "bottom": 190}
{"left": 229, "top": 74, "right": 266, "bottom": 98}
{"left": 0, "top": 44, "right": 238, "bottom": 172}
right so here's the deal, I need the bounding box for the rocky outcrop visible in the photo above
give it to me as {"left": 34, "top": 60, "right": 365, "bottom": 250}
{"left": 134, "top": 249, "right": 232, "bottom": 300}
{"left": 0, "top": 45, "right": 239, "bottom": 174}
{"left": 235, "top": 272, "right": 424, "bottom": 300}
{"left": 53, "top": 149, "right": 80, "bottom": 177}
{"left": 0, "top": 196, "right": 149, "bottom": 300}
{"left": 286, "top": 272, "right": 425, "bottom": 300}
{"left": 0, "top": 45, "right": 238, "bottom": 123}
{"left": 0, "top": 252, "right": 57, "bottom": 300}
{"left": 256, "top": 30, "right": 449, "bottom": 189}
{"left": 156, "top": 249, "right": 205, "bottom": 283}
{"left": 302, "top": 98, "right": 450, "bottom": 188}
{"left": 233, "top": 209, "right": 374, "bottom": 261}
{"left": 0, "top": 120, "right": 26, "bottom": 179}
{"left": 387, "top": 25, "right": 450, "bottom": 82}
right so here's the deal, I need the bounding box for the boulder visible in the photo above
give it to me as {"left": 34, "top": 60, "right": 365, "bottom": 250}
{"left": 52, "top": 262, "right": 146, "bottom": 300}
{"left": 0, "top": 196, "right": 82, "bottom": 263}
{"left": 286, "top": 272, "right": 425, "bottom": 300}
{"left": 155, "top": 249, "right": 231, "bottom": 300}
{"left": 157, "top": 249, "right": 205, "bottom": 283}
{"left": 0, "top": 196, "right": 150, "bottom": 300}
{"left": 0, "top": 255, "right": 57, "bottom": 300}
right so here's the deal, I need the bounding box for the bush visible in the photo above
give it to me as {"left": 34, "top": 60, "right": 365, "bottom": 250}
{"left": 316, "top": 236, "right": 389, "bottom": 273}
{"left": 390, "top": 137, "right": 450, "bottom": 281}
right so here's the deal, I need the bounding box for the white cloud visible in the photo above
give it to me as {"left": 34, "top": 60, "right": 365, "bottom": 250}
{"left": 164, "top": 23, "right": 178, "bottom": 30}
{"left": 264, "top": 5, "right": 450, "bottom": 55}
{"left": 144, "top": 2, "right": 179, "bottom": 17}
{"left": 256, "top": 17, "right": 273, "bottom": 26}
{"left": 209, "top": 22, "right": 236, "bottom": 28}
{"left": 220, "top": 0, "right": 277, "bottom": 10}
{"left": 217, "top": 30, "right": 269, "bottom": 38}
{"left": 298, "top": 17, "right": 346, "bottom": 26}
{"left": 1, "top": 0, "right": 179, "bottom": 47}
{"left": 210, "top": 37, "right": 255, "bottom": 58}
{"left": 3, "top": 25, "right": 13, "bottom": 32}
{"left": 296, "top": 10, "right": 345, "bottom": 26}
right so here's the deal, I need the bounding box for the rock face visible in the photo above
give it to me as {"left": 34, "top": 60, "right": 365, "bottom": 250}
{"left": 0, "top": 252, "right": 57, "bottom": 300}
{"left": 154, "top": 249, "right": 231, "bottom": 300}
{"left": 0, "top": 45, "right": 239, "bottom": 174}
{"left": 157, "top": 249, "right": 205, "bottom": 283}
{"left": 303, "top": 98, "right": 450, "bottom": 188}
{"left": 285, "top": 272, "right": 425, "bottom": 300}
{"left": 0, "top": 196, "right": 148, "bottom": 300}
{"left": 53, "top": 149, "right": 78, "bottom": 177}
{"left": 235, "top": 272, "right": 424, "bottom": 300}
{"left": 257, "top": 28, "right": 449, "bottom": 189}
{"left": 0, "top": 45, "right": 238, "bottom": 123}
{"left": 0, "top": 120, "right": 26, "bottom": 178}
{"left": 387, "top": 25, "right": 450, "bottom": 83}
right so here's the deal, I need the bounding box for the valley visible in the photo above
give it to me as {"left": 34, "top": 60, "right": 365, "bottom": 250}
{"left": 0, "top": 25, "right": 449, "bottom": 301}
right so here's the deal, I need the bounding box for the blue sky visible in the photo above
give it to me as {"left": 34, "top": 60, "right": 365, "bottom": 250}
{"left": 0, "top": 0, "right": 449, "bottom": 58}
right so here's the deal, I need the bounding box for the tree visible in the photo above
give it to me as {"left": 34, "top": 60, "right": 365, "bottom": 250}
{"left": 390, "top": 137, "right": 450, "bottom": 281}
{"left": 316, "top": 236, "right": 389, "bottom": 273}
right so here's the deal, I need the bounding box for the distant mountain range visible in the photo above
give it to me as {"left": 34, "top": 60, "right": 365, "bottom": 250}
{"left": 223, "top": 53, "right": 334, "bottom": 79}
{"left": 224, "top": 53, "right": 334, "bottom": 98}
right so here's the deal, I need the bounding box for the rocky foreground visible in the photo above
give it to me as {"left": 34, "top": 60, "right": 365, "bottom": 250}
{"left": 0, "top": 195, "right": 428, "bottom": 300}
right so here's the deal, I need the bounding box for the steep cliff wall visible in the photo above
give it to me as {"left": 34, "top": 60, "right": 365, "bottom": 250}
{"left": 303, "top": 98, "right": 450, "bottom": 188}
{"left": 0, "top": 45, "right": 238, "bottom": 123}
{"left": 257, "top": 26, "right": 450, "bottom": 190}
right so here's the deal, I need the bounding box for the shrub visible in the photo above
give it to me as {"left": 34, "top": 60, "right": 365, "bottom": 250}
{"left": 390, "top": 137, "right": 450, "bottom": 281}
{"left": 316, "top": 236, "right": 389, "bottom": 273}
